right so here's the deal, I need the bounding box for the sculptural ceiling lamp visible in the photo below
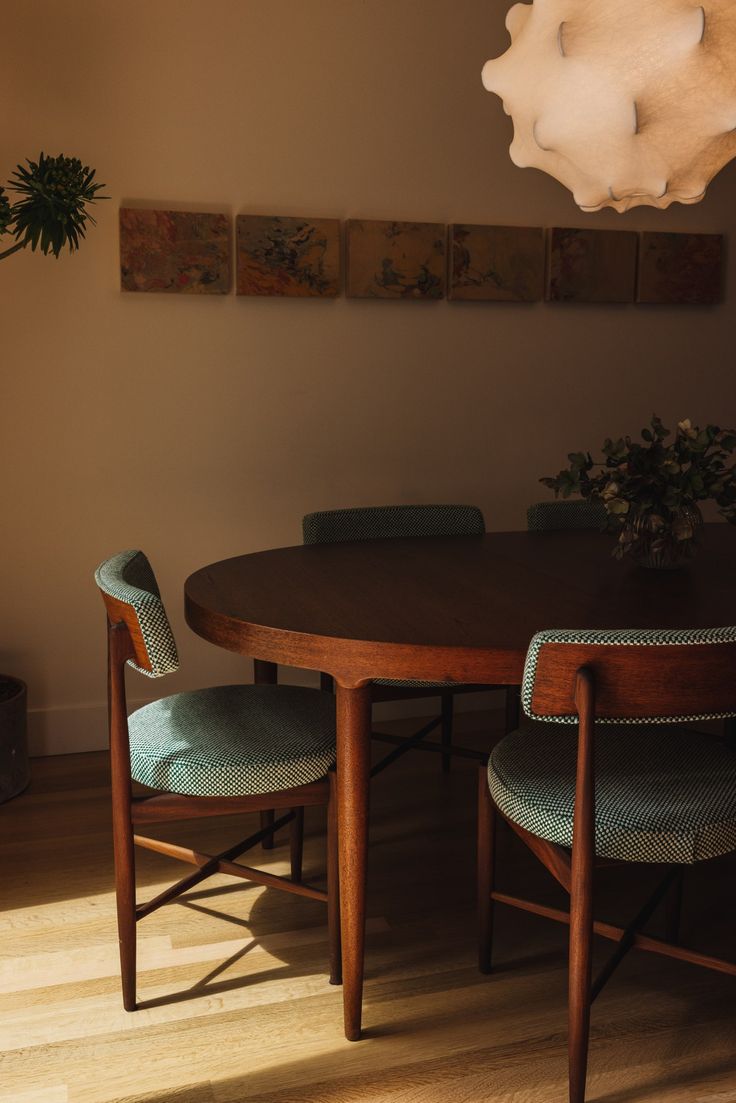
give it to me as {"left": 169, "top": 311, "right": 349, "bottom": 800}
{"left": 481, "top": 0, "right": 736, "bottom": 212}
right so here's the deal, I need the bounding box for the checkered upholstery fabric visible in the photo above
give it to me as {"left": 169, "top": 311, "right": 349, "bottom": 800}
{"left": 374, "top": 679, "right": 456, "bottom": 689}
{"left": 95, "top": 550, "right": 179, "bottom": 678}
{"left": 488, "top": 720, "right": 736, "bottom": 863}
{"left": 526, "top": 499, "right": 607, "bottom": 531}
{"left": 302, "top": 504, "right": 485, "bottom": 690}
{"left": 302, "top": 504, "right": 485, "bottom": 545}
{"left": 128, "top": 684, "right": 336, "bottom": 796}
{"left": 522, "top": 627, "right": 736, "bottom": 724}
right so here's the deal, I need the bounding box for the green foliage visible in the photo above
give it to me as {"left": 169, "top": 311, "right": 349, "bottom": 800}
{"left": 542, "top": 415, "right": 736, "bottom": 540}
{"left": 0, "top": 153, "right": 106, "bottom": 260}
{"left": 0, "top": 187, "right": 11, "bottom": 236}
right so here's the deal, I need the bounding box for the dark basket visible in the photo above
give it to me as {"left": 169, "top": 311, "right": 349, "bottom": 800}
{"left": 0, "top": 675, "right": 29, "bottom": 802}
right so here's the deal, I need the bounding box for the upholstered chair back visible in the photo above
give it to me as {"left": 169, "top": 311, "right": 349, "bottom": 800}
{"left": 522, "top": 627, "right": 736, "bottom": 724}
{"left": 526, "top": 499, "right": 607, "bottom": 531}
{"left": 303, "top": 504, "right": 485, "bottom": 545}
{"left": 95, "top": 550, "right": 179, "bottom": 678}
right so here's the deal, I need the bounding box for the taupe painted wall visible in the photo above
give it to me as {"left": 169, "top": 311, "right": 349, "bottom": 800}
{"left": 3, "top": 0, "right": 735, "bottom": 754}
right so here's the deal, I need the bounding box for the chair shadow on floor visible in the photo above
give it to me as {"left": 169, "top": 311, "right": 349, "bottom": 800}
{"left": 135, "top": 876, "right": 336, "bottom": 1011}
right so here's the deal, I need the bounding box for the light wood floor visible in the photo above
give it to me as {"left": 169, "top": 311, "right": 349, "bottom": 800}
{"left": 1, "top": 711, "right": 735, "bottom": 1103}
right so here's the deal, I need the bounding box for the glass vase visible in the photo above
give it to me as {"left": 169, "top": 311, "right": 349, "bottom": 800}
{"left": 620, "top": 502, "right": 703, "bottom": 569}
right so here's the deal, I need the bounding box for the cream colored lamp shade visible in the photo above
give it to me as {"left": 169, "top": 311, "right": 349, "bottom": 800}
{"left": 482, "top": 0, "right": 736, "bottom": 212}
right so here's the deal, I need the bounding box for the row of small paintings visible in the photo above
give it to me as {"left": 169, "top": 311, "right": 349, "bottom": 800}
{"left": 119, "top": 209, "right": 724, "bottom": 305}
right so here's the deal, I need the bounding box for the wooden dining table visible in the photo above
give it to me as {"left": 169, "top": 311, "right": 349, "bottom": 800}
{"left": 184, "top": 523, "right": 736, "bottom": 1041}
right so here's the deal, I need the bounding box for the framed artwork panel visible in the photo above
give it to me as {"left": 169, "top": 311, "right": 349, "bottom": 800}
{"left": 637, "top": 232, "right": 723, "bottom": 304}
{"left": 346, "top": 219, "right": 445, "bottom": 299}
{"left": 120, "top": 208, "right": 231, "bottom": 294}
{"left": 547, "top": 227, "right": 637, "bottom": 303}
{"left": 236, "top": 215, "right": 340, "bottom": 297}
{"left": 450, "top": 224, "right": 544, "bottom": 301}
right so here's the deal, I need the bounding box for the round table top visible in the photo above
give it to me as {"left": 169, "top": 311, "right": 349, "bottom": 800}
{"left": 184, "top": 525, "right": 736, "bottom": 686}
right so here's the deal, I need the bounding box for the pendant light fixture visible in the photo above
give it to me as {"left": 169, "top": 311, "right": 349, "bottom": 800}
{"left": 482, "top": 0, "right": 736, "bottom": 212}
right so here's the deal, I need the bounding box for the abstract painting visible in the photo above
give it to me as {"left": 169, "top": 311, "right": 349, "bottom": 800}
{"left": 637, "top": 232, "right": 723, "bottom": 304}
{"left": 119, "top": 208, "right": 231, "bottom": 293}
{"left": 346, "top": 219, "right": 445, "bottom": 299}
{"left": 547, "top": 227, "right": 638, "bottom": 303}
{"left": 449, "top": 224, "right": 545, "bottom": 301}
{"left": 236, "top": 215, "right": 340, "bottom": 296}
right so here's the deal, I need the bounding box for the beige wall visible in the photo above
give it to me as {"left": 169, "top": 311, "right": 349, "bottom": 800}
{"left": 3, "top": 0, "right": 735, "bottom": 754}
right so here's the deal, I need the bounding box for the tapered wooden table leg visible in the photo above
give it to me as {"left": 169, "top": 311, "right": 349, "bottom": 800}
{"left": 335, "top": 682, "right": 372, "bottom": 1042}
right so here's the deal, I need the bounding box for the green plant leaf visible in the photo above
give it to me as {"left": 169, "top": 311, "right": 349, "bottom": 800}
{"left": 5, "top": 152, "right": 107, "bottom": 259}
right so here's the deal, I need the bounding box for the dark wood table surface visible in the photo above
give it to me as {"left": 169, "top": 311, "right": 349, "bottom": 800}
{"left": 184, "top": 524, "right": 736, "bottom": 1039}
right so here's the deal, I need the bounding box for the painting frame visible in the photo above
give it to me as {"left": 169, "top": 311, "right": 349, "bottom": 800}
{"left": 636, "top": 231, "right": 723, "bottom": 305}
{"left": 546, "top": 227, "right": 638, "bottom": 304}
{"left": 346, "top": 219, "right": 446, "bottom": 300}
{"left": 449, "top": 223, "right": 545, "bottom": 302}
{"left": 119, "top": 208, "right": 231, "bottom": 294}
{"left": 236, "top": 214, "right": 340, "bottom": 297}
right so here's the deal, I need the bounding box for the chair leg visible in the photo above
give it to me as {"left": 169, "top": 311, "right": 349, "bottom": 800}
{"left": 504, "top": 685, "right": 520, "bottom": 734}
{"left": 568, "top": 859, "right": 593, "bottom": 1103}
{"left": 477, "top": 764, "right": 496, "bottom": 974}
{"left": 664, "top": 868, "right": 684, "bottom": 944}
{"left": 113, "top": 821, "right": 137, "bottom": 1011}
{"left": 260, "top": 809, "right": 275, "bottom": 850}
{"left": 254, "top": 660, "right": 278, "bottom": 849}
{"left": 327, "top": 771, "right": 342, "bottom": 985}
{"left": 441, "top": 693, "right": 453, "bottom": 773}
{"left": 290, "top": 807, "right": 304, "bottom": 883}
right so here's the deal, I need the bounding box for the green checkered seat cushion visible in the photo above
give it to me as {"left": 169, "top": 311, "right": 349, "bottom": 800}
{"left": 303, "top": 504, "right": 485, "bottom": 690}
{"left": 489, "top": 720, "right": 736, "bottom": 864}
{"left": 128, "top": 684, "right": 336, "bottom": 797}
{"left": 526, "top": 499, "right": 607, "bottom": 531}
{"left": 488, "top": 626, "right": 736, "bottom": 864}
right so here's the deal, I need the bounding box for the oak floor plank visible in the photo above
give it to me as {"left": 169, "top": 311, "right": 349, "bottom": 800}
{"left": 0, "top": 1090, "right": 69, "bottom": 1103}
{"left": 2, "top": 713, "right": 734, "bottom": 1103}
{"left": 111, "top": 1089, "right": 217, "bottom": 1103}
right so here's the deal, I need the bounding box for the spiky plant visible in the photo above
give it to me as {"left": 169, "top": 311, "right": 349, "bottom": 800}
{"left": 0, "top": 187, "right": 11, "bottom": 238}
{"left": 0, "top": 153, "right": 106, "bottom": 260}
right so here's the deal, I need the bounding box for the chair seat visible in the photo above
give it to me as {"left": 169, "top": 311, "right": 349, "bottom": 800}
{"left": 488, "top": 721, "right": 736, "bottom": 864}
{"left": 128, "top": 684, "right": 336, "bottom": 797}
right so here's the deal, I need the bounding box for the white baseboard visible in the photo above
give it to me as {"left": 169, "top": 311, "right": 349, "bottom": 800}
{"left": 28, "top": 703, "right": 112, "bottom": 757}
{"left": 28, "top": 687, "right": 504, "bottom": 758}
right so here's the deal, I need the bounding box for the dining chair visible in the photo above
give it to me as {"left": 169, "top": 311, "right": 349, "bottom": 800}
{"left": 526, "top": 498, "right": 607, "bottom": 531}
{"left": 302, "top": 504, "right": 505, "bottom": 777}
{"left": 95, "top": 549, "right": 341, "bottom": 1011}
{"left": 478, "top": 626, "right": 736, "bottom": 1103}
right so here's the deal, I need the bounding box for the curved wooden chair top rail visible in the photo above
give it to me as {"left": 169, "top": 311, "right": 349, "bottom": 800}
{"left": 524, "top": 629, "right": 736, "bottom": 722}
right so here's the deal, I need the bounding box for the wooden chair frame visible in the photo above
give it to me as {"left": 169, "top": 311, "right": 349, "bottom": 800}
{"left": 478, "top": 642, "right": 736, "bottom": 1103}
{"left": 105, "top": 614, "right": 341, "bottom": 1011}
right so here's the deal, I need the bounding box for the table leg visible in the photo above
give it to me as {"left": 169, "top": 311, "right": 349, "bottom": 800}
{"left": 335, "top": 682, "right": 372, "bottom": 1042}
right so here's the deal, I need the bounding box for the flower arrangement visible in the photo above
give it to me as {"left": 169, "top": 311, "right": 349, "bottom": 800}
{"left": 541, "top": 415, "right": 736, "bottom": 564}
{"left": 0, "top": 152, "right": 106, "bottom": 261}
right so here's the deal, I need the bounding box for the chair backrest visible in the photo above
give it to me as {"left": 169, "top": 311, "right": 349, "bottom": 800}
{"left": 522, "top": 627, "right": 736, "bottom": 724}
{"left": 302, "top": 504, "right": 485, "bottom": 545}
{"left": 526, "top": 499, "right": 607, "bottom": 532}
{"left": 95, "top": 550, "right": 179, "bottom": 678}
